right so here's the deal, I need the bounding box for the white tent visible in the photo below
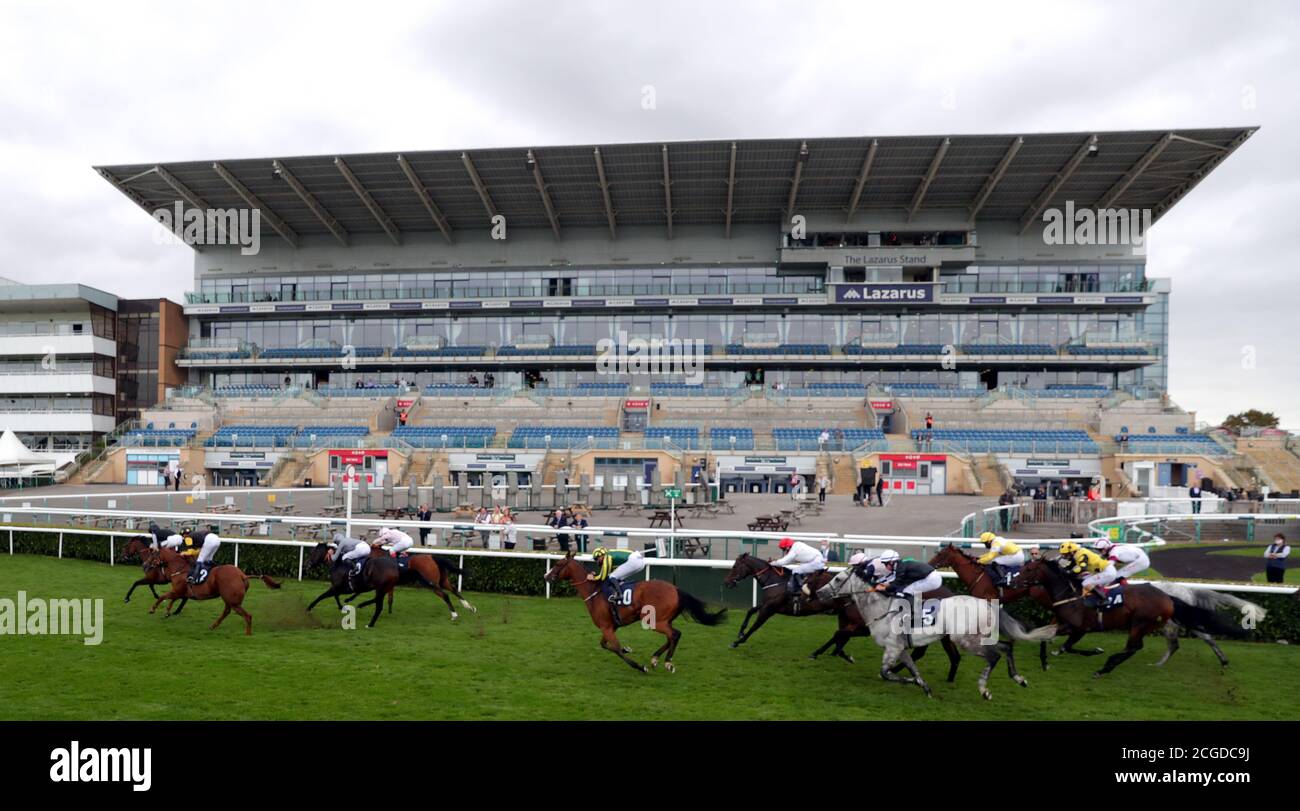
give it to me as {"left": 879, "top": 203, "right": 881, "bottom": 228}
{"left": 0, "top": 428, "right": 61, "bottom": 479}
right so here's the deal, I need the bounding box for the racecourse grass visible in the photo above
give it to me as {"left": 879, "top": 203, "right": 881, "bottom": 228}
{"left": 2, "top": 554, "right": 1297, "bottom": 721}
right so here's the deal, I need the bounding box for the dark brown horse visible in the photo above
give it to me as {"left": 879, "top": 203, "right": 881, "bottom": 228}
{"left": 304, "top": 543, "right": 401, "bottom": 628}
{"left": 1016, "top": 557, "right": 1248, "bottom": 677}
{"left": 119, "top": 536, "right": 169, "bottom": 604}
{"left": 722, "top": 553, "right": 960, "bottom": 681}
{"left": 359, "top": 546, "right": 478, "bottom": 620}
{"left": 145, "top": 547, "right": 281, "bottom": 635}
{"left": 543, "top": 551, "right": 727, "bottom": 673}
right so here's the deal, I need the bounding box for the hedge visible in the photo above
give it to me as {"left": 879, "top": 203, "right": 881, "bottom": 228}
{"left": 5, "top": 530, "right": 1297, "bottom": 641}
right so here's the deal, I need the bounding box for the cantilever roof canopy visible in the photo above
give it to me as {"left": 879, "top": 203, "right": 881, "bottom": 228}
{"left": 95, "top": 128, "right": 1255, "bottom": 248}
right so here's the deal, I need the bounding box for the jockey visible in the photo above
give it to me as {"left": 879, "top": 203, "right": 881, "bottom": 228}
{"left": 1058, "top": 540, "right": 1118, "bottom": 600}
{"left": 188, "top": 527, "right": 222, "bottom": 585}
{"left": 853, "top": 549, "right": 896, "bottom": 583}
{"left": 331, "top": 532, "right": 371, "bottom": 577}
{"left": 147, "top": 522, "right": 174, "bottom": 550}
{"left": 1094, "top": 538, "right": 1150, "bottom": 582}
{"left": 159, "top": 532, "right": 187, "bottom": 553}
{"left": 587, "top": 545, "right": 646, "bottom": 605}
{"left": 375, "top": 526, "right": 414, "bottom": 557}
{"left": 771, "top": 537, "right": 827, "bottom": 599}
{"left": 873, "top": 550, "right": 943, "bottom": 600}
{"left": 976, "top": 531, "right": 1024, "bottom": 585}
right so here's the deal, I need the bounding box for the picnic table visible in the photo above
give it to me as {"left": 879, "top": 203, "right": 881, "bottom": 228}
{"left": 675, "top": 536, "right": 712, "bottom": 558}
{"left": 747, "top": 515, "right": 788, "bottom": 532}
{"left": 268, "top": 504, "right": 299, "bottom": 516}
{"left": 618, "top": 500, "right": 643, "bottom": 516}
{"left": 779, "top": 509, "right": 801, "bottom": 526}
{"left": 381, "top": 507, "right": 412, "bottom": 520}
{"left": 685, "top": 503, "right": 718, "bottom": 519}
{"left": 647, "top": 510, "right": 682, "bottom": 529}
{"left": 322, "top": 504, "right": 346, "bottom": 517}
{"left": 712, "top": 499, "right": 736, "bottom": 515}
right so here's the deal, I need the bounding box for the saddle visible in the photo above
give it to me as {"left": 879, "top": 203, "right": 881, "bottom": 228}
{"left": 1085, "top": 581, "right": 1125, "bottom": 610}
{"left": 346, "top": 559, "right": 368, "bottom": 591}
{"left": 186, "top": 562, "right": 210, "bottom": 585}
{"left": 392, "top": 553, "right": 411, "bottom": 571}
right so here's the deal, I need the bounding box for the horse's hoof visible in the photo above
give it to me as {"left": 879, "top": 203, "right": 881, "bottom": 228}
{"left": 640, "top": 667, "right": 648, "bottom": 674}
{"left": 650, "top": 657, "right": 658, "bottom": 669}
{"left": 622, "top": 646, "right": 632, "bottom": 654}
{"left": 665, "top": 662, "right": 676, "bottom": 674}
{"left": 123, "top": 597, "right": 130, "bottom": 604}
{"left": 1015, "top": 676, "right": 1028, "bottom": 687}
{"left": 1092, "top": 671, "right": 1105, "bottom": 679}
{"left": 450, "top": 612, "right": 459, "bottom": 621}
{"left": 808, "top": 654, "right": 818, "bottom": 660}
{"left": 845, "top": 656, "right": 855, "bottom": 665}
{"left": 729, "top": 641, "right": 741, "bottom": 649}
{"left": 982, "top": 691, "right": 993, "bottom": 701}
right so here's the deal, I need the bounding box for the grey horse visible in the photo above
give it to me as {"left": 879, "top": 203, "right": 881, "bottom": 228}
{"left": 817, "top": 567, "right": 1057, "bottom": 700}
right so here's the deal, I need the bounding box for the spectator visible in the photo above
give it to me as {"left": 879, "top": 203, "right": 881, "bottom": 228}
{"left": 1189, "top": 483, "right": 1203, "bottom": 514}
{"left": 474, "top": 507, "right": 492, "bottom": 547}
{"left": 548, "top": 508, "right": 570, "bottom": 552}
{"left": 874, "top": 476, "right": 885, "bottom": 506}
{"left": 1264, "top": 533, "right": 1290, "bottom": 583}
{"left": 416, "top": 504, "right": 432, "bottom": 545}
{"left": 925, "top": 412, "right": 934, "bottom": 431}
{"left": 818, "top": 473, "right": 830, "bottom": 503}
{"left": 818, "top": 429, "right": 830, "bottom": 448}
{"left": 790, "top": 472, "right": 805, "bottom": 500}
{"left": 502, "top": 513, "right": 518, "bottom": 550}
{"left": 398, "top": 409, "right": 408, "bottom": 427}
{"left": 998, "top": 490, "right": 1014, "bottom": 531}
{"left": 570, "top": 509, "right": 589, "bottom": 553}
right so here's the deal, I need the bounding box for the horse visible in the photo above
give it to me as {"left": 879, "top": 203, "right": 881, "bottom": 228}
{"left": 723, "top": 553, "right": 962, "bottom": 680}
{"left": 543, "top": 551, "right": 727, "bottom": 673}
{"left": 119, "top": 536, "right": 170, "bottom": 604}
{"left": 817, "top": 567, "right": 1057, "bottom": 700}
{"left": 145, "top": 547, "right": 281, "bottom": 635}
{"left": 1015, "top": 557, "right": 1249, "bottom": 677}
{"left": 304, "top": 543, "right": 401, "bottom": 628}
{"left": 354, "top": 545, "right": 478, "bottom": 621}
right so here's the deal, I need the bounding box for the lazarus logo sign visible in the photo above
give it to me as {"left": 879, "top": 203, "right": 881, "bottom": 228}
{"left": 834, "top": 284, "right": 933, "bottom": 304}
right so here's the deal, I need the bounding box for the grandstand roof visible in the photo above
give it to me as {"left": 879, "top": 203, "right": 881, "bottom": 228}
{"left": 95, "top": 128, "right": 1256, "bottom": 248}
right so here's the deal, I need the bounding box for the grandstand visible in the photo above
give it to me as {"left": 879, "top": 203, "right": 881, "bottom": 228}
{"left": 75, "top": 127, "right": 1269, "bottom": 497}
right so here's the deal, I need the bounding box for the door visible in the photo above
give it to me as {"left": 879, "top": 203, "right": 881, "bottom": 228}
{"left": 930, "top": 463, "right": 947, "bottom": 495}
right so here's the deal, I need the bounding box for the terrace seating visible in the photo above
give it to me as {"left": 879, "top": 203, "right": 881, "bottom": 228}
{"left": 422, "top": 384, "right": 499, "bottom": 396}
{"left": 960, "top": 343, "right": 1056, "bottom": 355}
{"left": 889, "top": 384, "right": 987, "bottom": 398}
{"left": 785, "top": 383, "right": 867, "bottom": 397}
{"left": 1113, "top": 434, "right": 1228, "bottom": 454}
{"left": 497, "top": 344, "right": 597, "bottom": 357}
{"left": 1032, "top": 385, "right": 1111, "bottom": 398}
{"left": 213, "top": 385, "right": 282, "bottom": 398}
{"left": 710, "top": 427, "right": 755, "bottom": 450}
{"left": 300, "top": 425, "right": 369, "bottom": 438}
{"left": 393, "top": 346, "right": 487, "bottom": 357}
{"left": 841, "top": 344, "right": 945, "bottom": 356}
{"left": 258, "top": 346, "right": 385, "bottom": 359}
{"left": 205, "top": 425, "right": 299, "bottom": 448}
{"left": 649, "top": 384, "right": 744, "bottom": 397}
{"left": 773, "top": 427, "right": 886, "bottom": 452}
{"left": 645, "top": 426, "right": 701, "bottom": 449}
{"left": 316, "top": 385, "right": 402, "bottom": 397}
{"left": 392, "top": 425, "right": 496, "bottom": 448}
{"left": 507, "top": 425, "right": 620, "bottom": 449}
{"left": 119, "top": 428, "right": 197, "bottom": 447}
{"left": 536, "top": 383, "right": 629, "bottom": 396}
{"left": 912, "top": 428, "right": 1098, "bottom": 454}
{"left": 725, "top": 343, "right": 832, "bottom": 356}
{"left": 1067, "top": 345, "right": 1151, "bottom": 356}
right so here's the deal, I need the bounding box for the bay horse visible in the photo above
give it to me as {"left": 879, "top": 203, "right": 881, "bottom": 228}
{"left": 1016, "top": 557, "right": 1248, "bottom": 677}
{"left": 119, "top": 536, "right": 169, "bottom": 604}
{"left": 145, "top": 547, "right": 281, "bottom": 635}
{"left": 543, "top": 551, "right": 727, "bottom": 673}
{"left": 723, "top": 553, "right": 961, "bottom": 681}
{"left": 304, "top": 543, "right": 401, "bottom": 628}
{"left": 345, "top": 546, "right": 478, "bottom": 621}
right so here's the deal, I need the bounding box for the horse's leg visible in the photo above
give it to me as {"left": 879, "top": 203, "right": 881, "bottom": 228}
{"left": 124, "top": 577, "right": 150, "bottom": 603}
{"left": 1094, "top": 626, "right": 1148, "bottom": 678}
{"left": 895, "top": 649, "right": 932, "bottom": 697}
{"left": 306, "top": 587, "right": 337, "bottom": 612}
{"left": 1002, "top": 641, "right": 1028, "bottom": 687}
{"left": 1195, "top": 630, "right": 1230, "bottom": 668}
{"left": 231, "top": 603, "right": 253, "bottom": 636}
{"left": 731, "top": 605, "right": 760, "bottom": 647}
{"left": 173, "top": 597, "right": 189, "bottom": 616}
{"left": 1154, "top": 622, "right": 1180, "bottom": 667}
{"left": 149, "top": 583, "right": 159, "bottom": 599}
{"left": 663, "top": 626, "right": 683, "bottom": 671}
{"left": 427, "top": 584, "right": 459, "bottom": 621}
{"left": 890, "top": 642, "right": 929, "bottom": 674}
{"left": 976, "top": 647, "right": 999, "bottom": 700}
{"left": 732, "top": 604, "right": 776, "bottom": 647}
{"left": 940, "top": 636, "right": 962, "bottom": 683}
{"left": 387, "top": 589, "right": 394, "bottom": 614}
{"left": 649, "top": 620, "right": 678, "bottom": 672}
{"left": 599, "top": 627, "right": 646, "bottom": 673}
{"left": 210, "top": 603, "right": 232, "bottom": 631}
{"left": 1057, "top": 627, "right": 1101, "bottom": 656}
{"left": 440, "top": 573, "right": 477, "bottom": 614}
{"left": 1039, "top": 640, "right": 1049, "bottom": 671}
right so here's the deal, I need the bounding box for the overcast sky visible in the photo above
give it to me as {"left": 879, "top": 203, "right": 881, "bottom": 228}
{"left": 0, "top": 0, "right": 1296, "bottom": 425}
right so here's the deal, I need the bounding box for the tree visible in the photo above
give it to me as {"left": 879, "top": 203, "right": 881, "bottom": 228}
{"left": 1220, "top": 409, "right": 1279, "bottom": 433}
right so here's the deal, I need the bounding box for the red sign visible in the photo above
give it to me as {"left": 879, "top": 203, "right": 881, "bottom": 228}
{"left": 396, "top": 398, "right": 416, "bottom": 410}
{"left": 625, "top": 399, "right": 650, "bottom": 409}
{"left": 329, "top": 449, "right": 389, "bottom": 467}
{"left": 869, "top": 399, "right": 894, "bottom": 411}
{"left": 880, "top": 452, "right": 945, "bottom": 470}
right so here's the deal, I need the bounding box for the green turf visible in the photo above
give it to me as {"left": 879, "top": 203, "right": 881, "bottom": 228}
{"left": 1, "top": 554, "right": 1297, "bottom": 720}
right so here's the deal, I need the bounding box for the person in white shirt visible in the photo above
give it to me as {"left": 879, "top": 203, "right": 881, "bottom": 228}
{"left": 771, "top": 537, "right": 826, "bottom": 599}
{"left": 817, "top": 475, "right": 830, "bottom": 503}
{"left": 374, "top": 526, "right": 414, "bottom": 557}
{"left": 189, "top": 527, "right": 222, "bottom": 584}
{"left": 1094, "top": 538, "right": 1149, "bottom": 581}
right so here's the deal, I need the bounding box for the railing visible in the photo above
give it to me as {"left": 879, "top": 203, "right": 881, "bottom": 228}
{"left": 185, "top": 281, "right": 825, "bottom": 305}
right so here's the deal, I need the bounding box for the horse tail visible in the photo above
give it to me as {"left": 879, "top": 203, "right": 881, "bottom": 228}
{"left": 254, "top": 574, "right": 282, "bottom": 590}
{"left": 998, "top": 607, "right": 1057, "bottom": 641}
{"left": 1152, "top": 582, "right": 1268, "bottom": 626}
{"left": 1170, "top": 596, "right": 1248, "bottom": 638}
{"left": 676, "top": 589, "right": 728, "bottom": 626}
{"left": 432, "top": 555, "right": 464, "bottom": 576}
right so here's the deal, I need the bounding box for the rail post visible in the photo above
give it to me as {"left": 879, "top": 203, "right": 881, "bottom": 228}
{"left": 297, "top": 545, "right": 304, "bottom": 581}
